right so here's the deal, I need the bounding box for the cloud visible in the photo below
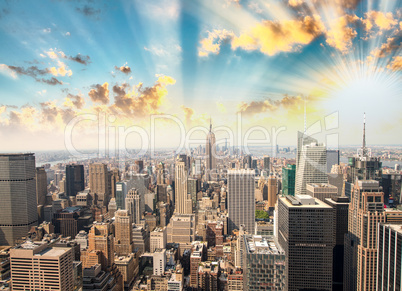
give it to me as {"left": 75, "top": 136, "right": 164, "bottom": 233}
{"left": 216, "top": 102, "right": 227, "bottom": 113}
{"left": 48, "top": 61, "right": 73, "bottom": 77}
{"left": 65, "top": 32, "right": 71, "bottom": 36}
{"left": 198, "top": 29, "right": 234, "bottom": 57}
{"left": 370, "top": 34, "right": 402, "bottom": 58}
{"left": 41, "top": 77, "right": 63, "bottom": 85}
{"left": 89, "top": 82, "right": 109, "bottom": 104}
{"left": 181, "top": 105, "right": 194, "bottom": 125}
{"left": 115, "top": 64, "right": 132, "bottom": 74}
{"left": 363, "top": 11, "right": 397, "bottom": 32}
{"left": 76, "top": 5, "right": 101, "bottom": 17}
{"left": 3, "top": 65, "right": 63, "bottom": 85}
{"left": 237, "top": 95, "right": 305, "bottom": 116}
{"left": 111, "top": 75, "right": 176, "bottom": 118}
{"left": 68, "top": 54, "right": 91, "bottom": 65}
{"left": 325, "top": 14, "right": 360, "bottom": 53}
{"left": 387, "top": 56, "right": 402, "bottom": 71}
{"left": 199, "top": 16, "right": 324, "bottom": 57}
{"left": 288, "top": 0, "right": 303, "bottom": 7}
{"left": 43, "top": 28, "right": 51, "bottom": 33}
{"left": 0, "top": 64, "right": 18, "bottom": 79}
{"left": 64, "top": 94, "right": 85, "bottom": 109}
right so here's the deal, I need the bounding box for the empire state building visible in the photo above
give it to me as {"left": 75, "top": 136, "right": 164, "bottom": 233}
{"left": 206, "top": 121, "right": 217, "bottom": 181}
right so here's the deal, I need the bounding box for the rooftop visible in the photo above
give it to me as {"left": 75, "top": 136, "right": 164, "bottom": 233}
{"left": 244, "top": 235, "right": 283, "bottom": 255}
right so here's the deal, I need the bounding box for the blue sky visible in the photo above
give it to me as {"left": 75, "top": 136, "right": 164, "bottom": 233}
{"left": 0, "top": 0, "right": 401, "bottom": 151}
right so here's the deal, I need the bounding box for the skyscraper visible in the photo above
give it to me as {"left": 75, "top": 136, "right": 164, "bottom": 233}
{"left": 175, "top": 159, "right": 192, "bottom": 214}
{"left": 65, "top": 164, "right": 85, "bottom": 197}
{"left": 267, "top": 176, "right": 277, "bottom": 208}
{"left": 114, "top": 209, "right": 133, "bottom": 256}
{"left": 263, "top": 156, "right": 270, "bottom": 172}
{"left": 10, "top": 241, "right": 74, "bottom": 291}
{"left": 277, "top": 195, "right": 334, "bottom": 291}
{"left": 206, "top": 121, "right": 216, "bottom": 181}
{"left": 89, "top": 163, "right": 110, "bottom": 207}
{"left": 295, "top": 132, "right": 328, "bottom": 195}
{"left": 125, "top": 188, "right": 141, "bottom": 224}
{"left": 227, "top": 169, "right": 255, "bottom": 235}
{"left": 35, "top": 166, "right": 47, "bottom": 205}
{"left": 0, "top": 153, "right": 38, "bottom": 246}
{"left": 326, "top": 150, "right": 340, "bottom": 173}
{"left": 282, "top": 164, "right": 296, "bottom": 196}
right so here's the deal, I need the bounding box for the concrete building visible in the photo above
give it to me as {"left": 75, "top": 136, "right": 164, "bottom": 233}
{"left": 115, "top": 253, "right": 137, "bottom": 290}
{"left": 114, "top": 209, "right": 133, "bottom": 256}
{"left": 153, "top": 248, "right": 166, "bottom": 276}
{"left": 263, "top": 156, "right": 270, "bottom": 172}
{"left": 35, "top": 167, "right": 47, "bottom": 206}
{"left": 126, "top": 188, "right": 141, "bottom": 224}
{"left": 306, "top": 183, "right": 338, "bottom": 202}
{"left": 150, "top": 227, "right": 167, "bottom": 253}
{"left": 10, "top": 241, "right": 74, "bottom": 291}
{"left": 227, "top": 169, "right": 255, "bottom": 235}
{"left": 206, "top": 122, "right": 217, "bottom": 181}
{"left": 89, "top": 163, "right": 110, "bottom": 207}
{"left": 277, "top": 195, "right": 334, "bottom": 291}
{"left": 166, "top": 214, "right": 195, "bottom": 244}
{"left": 132, "top": 225, "right": 150, "bottom": 255}
{"left": 377, "top": 223, "right": 402, "bottom": 290}
{"left": 243, "top": 235, "right": 286, "bottom": 290}
{"left": 175, "top": 159, "right": 192, "bottom": 214}
{"left": 65, "top": 165, "right": 85, "bottom": 197}
{"left": 295, "top": 132, "right": 328, "bottom": 195}
{"left": 0, "top": 153, "right": 38, "bottom": 246}
{"left": 267, "top": 176, "right": 277, "bottom": 208}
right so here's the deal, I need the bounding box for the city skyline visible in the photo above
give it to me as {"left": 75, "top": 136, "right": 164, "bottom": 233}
{"left": 0, "top": 0, "right": 401, "bottom": 151}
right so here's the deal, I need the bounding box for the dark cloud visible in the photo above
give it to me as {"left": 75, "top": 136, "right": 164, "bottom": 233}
{"left": 40, "top": 102, "right": 58, "bottom": 123}
{"left": 7, "top": 65, "right": 63, "bottom": 85}
{"left": 238, "top": 95, "right": 305, "bottom": 116}
{"left": 68, "top": 54, "right": 91, "bottom": 65}
{"left": 76, "top": 5, "right": 100, "bottom": 16}
{"left": 376, "top": 33, "right": 402, "bottom": 58}
{"left": 115, "top": 65, "right": 132, "bottom": 74}
{"left": 89, "top": 83, "right": 109, "bottom": 104}
{"left": 67, "top": 94, "right": 85, "bottom": 109}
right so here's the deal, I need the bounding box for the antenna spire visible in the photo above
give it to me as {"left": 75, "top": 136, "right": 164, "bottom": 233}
{"left": 210, "top": 118, "right": 212, "bottom": 132}
{"left": 362, "top": 112, "right": 367, "bottom": 156}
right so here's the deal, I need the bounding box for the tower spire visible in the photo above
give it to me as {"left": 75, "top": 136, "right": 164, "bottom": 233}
{"left": 210, "top": 117, "right": 212, "bottom": 132}
{"left": 362, "top": 112, "right": 366, "bottom": 156}
{"left": 304, "top": 96, "right": 307, "bottom": 134}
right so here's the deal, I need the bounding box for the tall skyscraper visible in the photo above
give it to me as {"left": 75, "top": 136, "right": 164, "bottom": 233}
{"left": 174, "top": 159, "right": 192, "bottom": 214}
{"left": 35, "top": 166, "right": 47, "bottom": 205}
{"left": 125, "top": 188, "right": 141, "bottom": 224}
{"left": 282, "top": 164, "right": 296, "bottom": 196}
{"left": 277, "top": 195, "right": 334, "bottom": 291}
{"left": 344, "top": 180, "right": 386, "bottom": 291}
{"left": 89, "top": 163, "right": 110, "bottom": 207}
{"left": 10, "top": 241, "right": 74, "bottom": 291}
{"left": 295, "top": 132, "right": 328, "bottom": 195}
{"left": 263, "top": 156, "right": 270, "bottom": 172}
{"left": 227, "top": 169, "right": 255, "bottom": 235}
{"left": 0, "top": 153, "right": 38, "bottom": 246}
{"left": 326, "top": 150, "right": 340, "bottom": 173}
{"left": 267, "top": 176, "right": 277, "bottom": 208}
{"left": 114, "top": 209, "right": 133, "bottom": 256}
{"left": 65, "top": 164, "right": 85, "bottom": 197}
{"left": 377, "top": 223, "right": 402, "bottom": 290}
{"left": 345, "top": 114, "right": 382, "bottom": 198}
{"left": 206, "top": 121, "right": 216, "bottom": 181}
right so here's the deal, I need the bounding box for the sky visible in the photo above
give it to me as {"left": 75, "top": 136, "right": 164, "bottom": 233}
{"left": 0, "top": 0, "right": 401, "bottom": 152}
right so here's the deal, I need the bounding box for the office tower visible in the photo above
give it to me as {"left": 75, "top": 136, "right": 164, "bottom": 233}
{"left": 156, "top": 162, "right": 165, "bottom": 184}
{"left": 130, "top": 173, "right": 148, "bottom": 214}
{"left": 267, "top": 176, "right": 277, "bottom": 208}
{"left": 135, "top": 160, "right": 144, "bottom": 173}
{"left": 110, "top": 169, "right": 119, "bottom": 199}
{"left": 65, "top": 164, "right": 85, "bottom": 197}
{"left": 125, "top": 188, "right": 141, "bottom": 224}
{"left": 187, "top": 178, "right": 198, "bottom": 207}
{"left": 0, "top": 153, "right": 37, "bottom": 246}
{"left": 327, "top": 165, "right": 344, "bottom": 197}
{"left": 115, "top": 254, "right": 137, "bottom": 290}
{"left": 116, "top": 181, "right": 127, "bottom": 210}
{"left": 150, "top": 227, "right": 167, "bottom": 252}
{"left": 82, "top": 264, "right": 122, "bottom": 290}
{"left": 10, "top": 241, "right": 74, "bottom": 291}
{"left": 206, "top": 121, "right": 217, "bottom": 181}
{"left": 344, "top": 180, "right": 386, "bottom": 291}
{"left": 197, "top": 261, "right": 219, "bottom": 290}
{"left": 277, "top": 195, "right": 334, "bottom": 291}
{"left": 89, "top": 163, "right": 110, "bottom": 207}
{"left": 377, "top": 223, "right": 402, "bottom": 290}
{"left": 53, "top": 206, "right": 85, "bottom": 238}
{"left": 282, "top": 164, "right": 296, "bottom": 196}
{"left": 114, "top": 209, "right": 133, "bottom": 256}
{"left": 326, "top": 149, "right": 340, "bottom": 173}
{"left": 227, "top": 169, "right": 255, "bottom": 235}
{"left": 325, "top": 196, "right": 350, "bottom": 291}
{"left": 190, "top": 243, "right": 205, "bottom": 288}
{"left": 263, "top": 156, "right": 270, "bottom": 172}
{"left": 166, "top": 214, "right": 196, "bottom": 244}
{"left": 153, "top": 249, "right": 166, "bottom": 276}
{"left": 306, "top": 183, "right": 338, "bottom": 202}
{"left": 345, "top": 114, "right": 382, "bottom": 197}
{"left": 243, "top": 235, "right": 286, "bottom": 290}
{"left": 251, "top": 159, "right": 257, "bottom": 170}
{"left": 195, "top": 159, "right": 202, "bottom": 178}
{"left": 175, "top": 159, "right": 192, "bottom": 214}
{"left": 156, "top": 184, "right": 168, "bottom": 203}
{"left": 295, "top": 132, "right": 328, "bottom": 195}
{"left": 132, "top": 225, "right": 150, "bottom": 254}
{"left": 382, "top": 172, "right": 402, "bottom": 206}
{"left": 35, "top": 167, "right": 47, "bottom": 206}
{"left": 108, "top": 198, "right": 117, "bottom": 217}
